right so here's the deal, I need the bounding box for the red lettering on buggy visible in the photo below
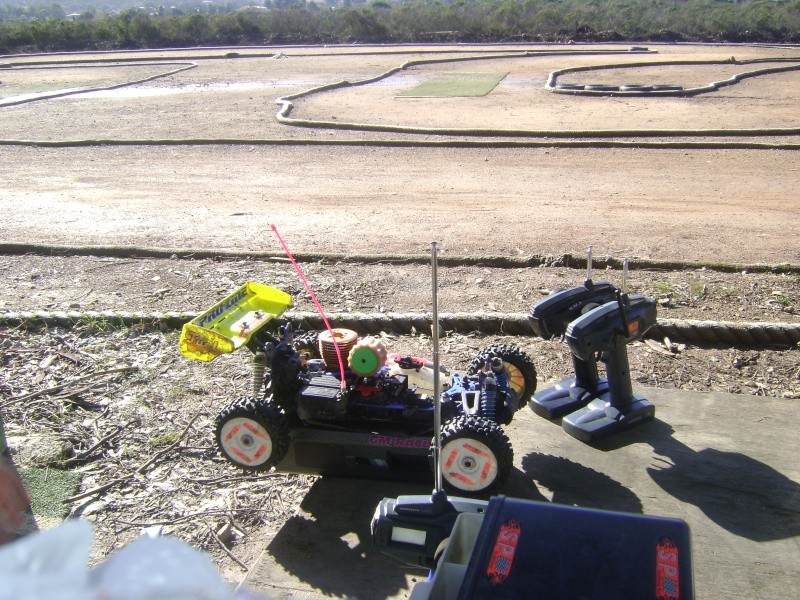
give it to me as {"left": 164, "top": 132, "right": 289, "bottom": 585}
{"left": 367, "top": 435, "right": 429, "bottom": 449}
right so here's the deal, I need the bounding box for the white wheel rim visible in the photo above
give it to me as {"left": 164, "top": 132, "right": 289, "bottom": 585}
{"left": 441, "top": 437, "right": 498, "bottom": 492}
{"left": 219, "top": 417, "right": 273, "bottom": 467}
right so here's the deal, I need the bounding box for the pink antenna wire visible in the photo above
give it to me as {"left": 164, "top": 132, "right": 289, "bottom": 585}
{"left": 270, "top": 225, "right": 346, "bottom": 388}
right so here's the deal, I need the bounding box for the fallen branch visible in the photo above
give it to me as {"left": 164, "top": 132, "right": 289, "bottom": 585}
{"left": 113, "top": 507, "right": 278, "bottom": 529}
{"left": 207, "top": 524, "right": 249, "bottom": 571}
{"left": 65, "top": 420, "right": 137, "bottom": 467}
{"left": 189, "top": 473, "right": 287, "bottom": 486}
{"left": 64, "top": 475, "right": 130, "bottom": 504}
{"left": 64, "top": 411, "right": 203, "bottom": 503}
{"left": 2, "top": 366, "right": 139, "bottom": 407}
{"left": 133, "top": 412, "right": 204, "bottom": 475}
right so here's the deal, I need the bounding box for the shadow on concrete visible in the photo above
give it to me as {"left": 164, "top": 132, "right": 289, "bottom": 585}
{"left": 596, "top": 418, "right": 800, "bottom": 541}
{"left": 503, "top": 466, "right": 549, "bottom": 501}
{"left": 259, "top": 464, "right": 550, "bottom": 598}
{"left": 263, "top": 476, "right": 430, "bottom": 599}
{"left": 520, "top": 451, "right": 644, "bottom": 514}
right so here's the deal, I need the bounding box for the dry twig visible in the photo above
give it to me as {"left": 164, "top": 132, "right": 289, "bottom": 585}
{"left": 207, "top": 524, "right": 249, "bottom": 571}
{"left": 65, "top": 420, "right": 137, "bottom": 466}
{"left": 2, "top": 366, "right": 139, "bottom": 407}
{"left": 64, "top": 410, "right": 204, "bottom": 503}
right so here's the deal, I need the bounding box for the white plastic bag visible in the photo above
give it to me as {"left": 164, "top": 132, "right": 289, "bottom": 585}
{"left": 0, "top": 520, "right": 267, "bottom": 600}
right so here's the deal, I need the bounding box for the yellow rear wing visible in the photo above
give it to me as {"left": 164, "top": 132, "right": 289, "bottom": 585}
{"left": 179, "top": 282, "right": 292, "bottom": 362}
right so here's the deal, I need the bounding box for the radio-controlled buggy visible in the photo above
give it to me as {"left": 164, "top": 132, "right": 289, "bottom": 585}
{"left": 179, "top": 282, "right": 537, "bottom": 497}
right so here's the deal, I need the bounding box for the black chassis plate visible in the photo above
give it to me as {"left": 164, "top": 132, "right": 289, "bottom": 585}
{"left": 273, "top": 426, "right": 434, "bottom": 482}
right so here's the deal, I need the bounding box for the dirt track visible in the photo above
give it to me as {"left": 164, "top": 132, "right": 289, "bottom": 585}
{"left": 0, "top": 144, "right": 797, "bottom": 265}
{"left": 1, "top": 43, "right": 799, "bottom": 266}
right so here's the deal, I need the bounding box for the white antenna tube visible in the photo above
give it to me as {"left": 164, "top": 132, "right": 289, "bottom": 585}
{"left": 431, "top": 241, "right": 443, "bottom": 494}
{"left": 623, "top": 258, "right": 629, "bottom": 293}
{"left": 587, "top": 245, "right": 593, "bottom": 281}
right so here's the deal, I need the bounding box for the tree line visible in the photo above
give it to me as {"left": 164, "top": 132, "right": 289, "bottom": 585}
{"left": 1, "top": 0, "right": 799, "bottom": 54}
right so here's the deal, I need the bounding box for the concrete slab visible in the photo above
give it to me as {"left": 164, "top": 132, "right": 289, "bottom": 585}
{"left": 241, "top": 387, "right": 800, "bottom": 599}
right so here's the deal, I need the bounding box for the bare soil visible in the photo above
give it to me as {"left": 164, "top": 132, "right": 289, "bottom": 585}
{"left": 1, "top": 44, "right": 799, "bottom": 264}
{"left": 0, "top": 43, "right": 798, "bottom": 588}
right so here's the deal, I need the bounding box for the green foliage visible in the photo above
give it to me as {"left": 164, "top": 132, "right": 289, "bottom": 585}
{"left": 1, "top": 0, "right": 800, "bottom": 53}
{"left": 19, "top": 466, "right": 81, "bottom": 520}
{"left": 150, "top": 429, "right": 181, "bottom": 447}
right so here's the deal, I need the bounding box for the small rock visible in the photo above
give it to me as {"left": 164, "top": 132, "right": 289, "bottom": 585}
{"left": 215, "top": 522, "right": 233, "bottom": 546}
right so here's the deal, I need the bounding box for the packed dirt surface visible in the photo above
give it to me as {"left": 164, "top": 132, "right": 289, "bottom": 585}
{"left": 1, "top": 253, "right": 799, "bottom": 324}
{"left": 1, "top": 43, "right": 798, "bottom": 588}
{"left": 1, "top": 43, "right": 799, "bottom": 264}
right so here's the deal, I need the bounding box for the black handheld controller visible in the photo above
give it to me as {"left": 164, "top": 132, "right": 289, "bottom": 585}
{"left": 529, "top": 279, "right": 620, "bottom": 340}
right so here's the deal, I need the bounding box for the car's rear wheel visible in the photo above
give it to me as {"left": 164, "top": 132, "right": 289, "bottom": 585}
{"left": 215, "top": 397, "right": 290, "bottom": 471}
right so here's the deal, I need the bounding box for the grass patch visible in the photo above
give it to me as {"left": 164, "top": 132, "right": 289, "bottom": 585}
{"left": 772, "top": 294, "right": 791, "bottom": 307}
{"left": 398, "top": 72, "right": 508, "bottom": 97}
{"left": 151, "top": 430, "right": 181, "bottom": 448}
{"left": 654, "top": 281, "right": 676, "bottom": 295}
{"left": 19, "top": 466, "right": 80, "bottom": 523}
{"left": 689, "top": 280, "right": 707, "bottom": 299}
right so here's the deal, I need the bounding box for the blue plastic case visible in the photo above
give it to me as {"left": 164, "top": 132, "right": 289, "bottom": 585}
{"left": 457, "top": 496, "right": 693, "bottom": 600}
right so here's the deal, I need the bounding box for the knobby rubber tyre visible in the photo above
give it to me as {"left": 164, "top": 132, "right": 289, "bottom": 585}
{"left": 434, "top": 415, "right": 513, "bottom": 498}
{"left": 467, "top": 343, "right": 537, "bottom": 410}
{"left": 293, "top": 330, "right": 321, "bottom": 359}
{"left": 215, "top": 396, "right": 290, "bottom": 471}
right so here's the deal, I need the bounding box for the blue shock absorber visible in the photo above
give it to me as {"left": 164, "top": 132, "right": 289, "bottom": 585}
{"left": 480, "top": 372, "right": 499, "bottom": 422}
{"left": 490, "top": 356, "right": 509, "bottom": 390}
{"left": 494, "top": 367, "right": 509, "bottom": 392}
{"left": 490, "top": 357, "right": 512, "bottom": 421}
